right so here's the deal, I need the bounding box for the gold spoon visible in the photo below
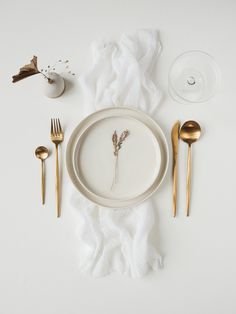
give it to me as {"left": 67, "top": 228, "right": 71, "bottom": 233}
{"left": 180, "top": 121, "right": 201, "bottom": 216}
{"left": 35, "top": 146, "right": 49, "bottom": 205}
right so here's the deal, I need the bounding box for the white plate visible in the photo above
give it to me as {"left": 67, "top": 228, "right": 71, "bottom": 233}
{"left": 66, "top": 107, "right": 169, "bottom": 208}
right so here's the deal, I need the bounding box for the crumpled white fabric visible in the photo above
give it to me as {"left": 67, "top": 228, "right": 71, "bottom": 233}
{"left": 71, "top": 29, "right": 163, "bottom": 277}
{"left": 80, "top": 29, "right": 162, "bottom": 115}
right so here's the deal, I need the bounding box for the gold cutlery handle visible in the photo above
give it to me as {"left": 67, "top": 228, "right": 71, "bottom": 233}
{"left": 55, "top": 144, "right": 60, "bottom": 217}
{"left": 172, "top": 156, "right": 177, "bottom": 217}
{"left": 41, "top": 160, "right": 45, "bottom": 205}
{"left": 186, "top": 144, "right": 191, "bottom": 216}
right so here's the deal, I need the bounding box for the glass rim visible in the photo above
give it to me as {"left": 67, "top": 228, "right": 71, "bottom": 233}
{"left": 168, "top": 50, "right": 221, "bottom": 103}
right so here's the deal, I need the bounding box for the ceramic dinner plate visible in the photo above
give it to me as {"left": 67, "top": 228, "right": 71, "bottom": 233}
{"left": 66, "top": 107, "right": 169, "bottom": 208}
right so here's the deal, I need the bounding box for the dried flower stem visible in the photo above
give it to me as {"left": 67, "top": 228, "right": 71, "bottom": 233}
{"left": 111, "top": 154, "right": 119, "bottom": 190}
{"left": 111, "top": 129, "right": 129, "bottom": 190}
{"left": 40, "top": 71, "right": 54, "bottom": 83}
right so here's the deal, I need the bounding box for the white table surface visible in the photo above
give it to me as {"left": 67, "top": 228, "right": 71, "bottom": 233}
{"left": 1, "top": 0, "right": 236, "bottom": 313}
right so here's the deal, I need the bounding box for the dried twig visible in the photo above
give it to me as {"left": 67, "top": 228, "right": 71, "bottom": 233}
{"left": 111, "top": 129, "right": 129, "bottom": 189}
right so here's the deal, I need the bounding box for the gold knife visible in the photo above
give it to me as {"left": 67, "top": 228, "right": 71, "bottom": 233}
{"left": 171, "top": 121, "right": 180, "bottom": 217}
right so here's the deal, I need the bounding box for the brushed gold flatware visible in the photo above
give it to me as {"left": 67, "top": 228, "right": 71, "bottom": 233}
{"left": 171, "top": 121, "right": 180, "bottom": 217}
{"left": 51, "top": 119, "right": 64, "bottom": 218}
{"left": 35, "top": 146, "right": 49, "bottom": 205}
{"left": 180, "top": 121, "right": 201, "bottom": 216}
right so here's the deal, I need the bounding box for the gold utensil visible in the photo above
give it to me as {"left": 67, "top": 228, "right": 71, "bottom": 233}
{"left": 180, "top": 121, "right": 201, "bottom": 216}
{"left": 51, "top": 119, "right": 64, "bottom": 218}
{"left": 171, "top": 121, "right": 180, "bottom": 217}
{"left": 35, "top": 146, "right": 49, "bottom": 205}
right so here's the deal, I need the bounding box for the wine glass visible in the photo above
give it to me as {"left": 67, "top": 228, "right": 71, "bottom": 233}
{"left": 168, "top": 51, "right": 220, "bottom": 104}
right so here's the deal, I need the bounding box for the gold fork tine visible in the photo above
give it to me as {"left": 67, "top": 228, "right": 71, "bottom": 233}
{"left": 51, "top": 119, "right": 53, "bottom": 136}
{"left": 56, "top": 119, "right": 60, "bottom": 135}
{"left": 57, "top": 118, "right": 62, "bottom": 134}
{"left": 53, "top": 119, "right": 57, "bottom": 136}
{"left": 52, "top": 118, "right": 56, "bottom": 136}
{"left": 56, "top": 119, "right": 59, "bottom": 136}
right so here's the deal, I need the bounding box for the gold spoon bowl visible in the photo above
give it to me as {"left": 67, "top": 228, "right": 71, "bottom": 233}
{"left": 180, "top": 121, "right": 201, "bottom": 145}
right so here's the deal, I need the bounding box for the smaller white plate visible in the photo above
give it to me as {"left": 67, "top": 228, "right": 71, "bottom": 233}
{"left": 66, "top": 107, "right": 169, "bottom": 208}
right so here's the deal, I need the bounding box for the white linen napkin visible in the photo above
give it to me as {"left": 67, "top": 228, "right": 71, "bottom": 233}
{"left": 71, "top": 29, "right": 163, "bottom": 277}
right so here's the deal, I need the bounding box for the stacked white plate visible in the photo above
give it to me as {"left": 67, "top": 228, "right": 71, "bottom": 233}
{"left": 66, "top": 107, "right": 169, "bottom": 208}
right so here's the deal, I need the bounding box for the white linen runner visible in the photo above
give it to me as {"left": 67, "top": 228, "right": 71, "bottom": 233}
{"left": 71, "top": 29, "right": 163, "bottom": 277}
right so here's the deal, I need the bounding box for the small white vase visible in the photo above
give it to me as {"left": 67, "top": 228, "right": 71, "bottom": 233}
{"left": 43, "top": 72, "right": 65, "bottom": 98}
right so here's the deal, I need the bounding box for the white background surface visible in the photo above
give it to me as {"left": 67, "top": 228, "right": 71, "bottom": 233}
{"left": 1, "top": 0, "right": 236, "bottom": 313}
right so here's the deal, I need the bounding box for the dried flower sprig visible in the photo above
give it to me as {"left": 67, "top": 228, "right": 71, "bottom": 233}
{"left": 12, "top": 56, "right": 76, "bottom": 84}
{"left": 40, "top": 59, "right": 76, "bottom": 77}
{"left": 111, "top": 129, "right": 129, "bottom": 190}
{"left": 112, "top": 131, "right": 118, "bottom": 155}
{"left": 112, "top": 129, "right": 129, "bottom": 156}
{"left": 12, "top": 56, "right": 53, "bottom": 83}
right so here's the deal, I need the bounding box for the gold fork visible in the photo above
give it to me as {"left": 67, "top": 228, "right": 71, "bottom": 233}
{"left": 51, "top": 118, "right": 64, "bottom": 217}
